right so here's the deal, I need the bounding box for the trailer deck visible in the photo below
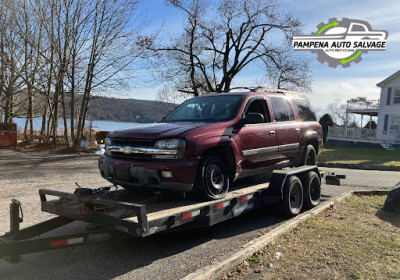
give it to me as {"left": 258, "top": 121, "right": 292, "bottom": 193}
{"left": 40, "top": 177, "right": 280, "bottom": 237}
{"left": 0, "top": 166, "right": 344, "bottom": 262}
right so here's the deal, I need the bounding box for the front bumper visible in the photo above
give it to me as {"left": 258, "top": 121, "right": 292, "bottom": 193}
{"left": 98, "top": 155, "right": 201, "bottom": 192}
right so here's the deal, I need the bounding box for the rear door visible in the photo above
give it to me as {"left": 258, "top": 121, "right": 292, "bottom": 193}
{"left": 268, "top": 96, "right": 301, "bottom": 162}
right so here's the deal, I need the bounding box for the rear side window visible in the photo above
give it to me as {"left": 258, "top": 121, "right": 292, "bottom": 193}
{"left": 284, "top": 99, "right": 295, "bottom": 120}
{"left": 269, "top": 96, "right": 294, "bottom": 122}
{"left": 293, "top": 99, "right": 317, "bottom": 121}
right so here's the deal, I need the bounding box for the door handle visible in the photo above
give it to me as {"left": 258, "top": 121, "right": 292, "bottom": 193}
{"left": 269, "top": 131, "right": 276, "bottom": 136}
{"left": 295, "top": 128, "right": 301, "bottom": 133}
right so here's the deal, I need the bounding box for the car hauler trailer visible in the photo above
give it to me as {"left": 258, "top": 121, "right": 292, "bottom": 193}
{"left": 0, "top": 166, "right": 344, "bottom": 263}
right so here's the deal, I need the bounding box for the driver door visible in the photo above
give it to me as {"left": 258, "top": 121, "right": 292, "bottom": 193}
{"left": 234, "top": 97, "right": 279, "bottom": 172}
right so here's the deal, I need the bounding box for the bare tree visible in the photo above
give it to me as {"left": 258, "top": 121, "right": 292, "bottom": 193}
{"left": 328, "top": 99, "right": 348, "bottom": 125}
{"left": 0, "top": 0, "right": 154, "bottom": 148}
{"left": 156, "top": 85, "right": 188, "bottom": 112}
{"left": 0, "top": 0, "right": 27, "bottom": 124}
{"left": 74, "top": 0, "right": 150, "bottom": 148}
{"left": 153, "top": 0, "right": 302, "bottom": 95}
{"left": 265, "top": 47, "right": 312, "bottom": 93}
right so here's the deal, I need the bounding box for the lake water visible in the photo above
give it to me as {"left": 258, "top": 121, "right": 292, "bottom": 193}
{"left": 12, "top": 118, "right": 146, "bottom": 132}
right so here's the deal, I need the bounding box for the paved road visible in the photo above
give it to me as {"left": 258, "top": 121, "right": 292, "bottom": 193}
{"left": 0, "top": 150, "right": 399, "bottom": 280}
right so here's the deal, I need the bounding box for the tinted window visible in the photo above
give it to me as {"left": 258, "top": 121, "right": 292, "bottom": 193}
{"left": 293, "top": 99, "right": 317, "bottom": 121}
{"left": 164, "top": 95, "right": 243, "bottom": 122}
{"left": 270, "top": 96, "right": 291, "bottom": 122}
{"left": 284, "top": 99, "right": 295, "bottom": 121}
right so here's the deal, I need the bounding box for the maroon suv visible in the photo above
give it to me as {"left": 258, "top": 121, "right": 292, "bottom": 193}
{"left": 99, "top": 89, "right": 323, "bottom": 200}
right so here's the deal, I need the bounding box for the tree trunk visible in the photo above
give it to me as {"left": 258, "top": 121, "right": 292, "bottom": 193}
{"left": 70, "top": 60, "right": 76, "bottom": 145}
{"left": 61, "top": 88, "right": 70, "bottom": 147}
{"left": 0, "top": 35, "right": 4, "bottom": 123}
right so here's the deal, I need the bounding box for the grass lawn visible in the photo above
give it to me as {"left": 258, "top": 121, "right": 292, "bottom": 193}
{"left": 223, "top": 195, "right": 400, "bottom": 280}
{"left": 317, "top": 145, "right": 400, "bottom": 166}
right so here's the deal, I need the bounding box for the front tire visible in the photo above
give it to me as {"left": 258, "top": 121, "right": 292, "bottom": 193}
{"left": 281, "top": 175, "right": 303, "bottom": 217}
{"left": 195, "top": 156, "right": 230, "bottom": 201}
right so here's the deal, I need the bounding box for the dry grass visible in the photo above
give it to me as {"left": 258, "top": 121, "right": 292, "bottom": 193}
{"left": 223, "top": 195, "right": 400, "bottom": 280}
{"left": 15, "top": 127, "right": 100, "bottom": 154}
{"left": 16, "top": 142, "right": 98, "bottom": 154}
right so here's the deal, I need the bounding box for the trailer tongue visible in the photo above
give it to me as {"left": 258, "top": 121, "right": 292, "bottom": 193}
{"left": 0, "top": 166, "right": 344, "bottom": 263}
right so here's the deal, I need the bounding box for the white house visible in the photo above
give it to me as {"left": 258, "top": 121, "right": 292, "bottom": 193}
{"left": 376, "top": 70, "right": 400, "bottom": 148}
{"left": 327, "top": 69, "right": 400, "bottom": 149}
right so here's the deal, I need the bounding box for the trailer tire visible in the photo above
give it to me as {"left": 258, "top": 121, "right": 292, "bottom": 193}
{"left": 303, "top": 171, "right": 321, "bottom": 209}
{"left": 281, "top": 175, "right": 303, "bottom": 217}
{"left": 195, "top": 156, "right": 230, "bottom": 201}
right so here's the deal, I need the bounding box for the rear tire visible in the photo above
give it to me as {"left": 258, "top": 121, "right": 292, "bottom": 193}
{"left": 300, "top": 144, "right": 317, "bottom": 166}
{"left": 194, "top": 156, "right": 230, "bottom": 201}
{"left": 281, "top": 175, "right": 303, "bottom": 217}
{"left": 303, "top": 171, "right": 321, "bottom": 209}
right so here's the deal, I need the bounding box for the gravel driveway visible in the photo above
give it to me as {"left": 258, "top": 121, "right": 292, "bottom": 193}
{"left": 0, "top": 150, "right": 399, "bottom": 280}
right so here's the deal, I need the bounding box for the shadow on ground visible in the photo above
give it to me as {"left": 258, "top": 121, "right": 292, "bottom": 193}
{"left": 376, "top": 208, "right": 400, "bottom": 228}
{"left": 0, "top": 204, "right": 285, "bottom": 280}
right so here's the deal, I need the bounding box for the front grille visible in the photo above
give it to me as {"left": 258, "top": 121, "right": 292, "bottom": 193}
{"left": 112, "top": 138, "right": 156, "bottom": 147}
{"left": 109, "top": 138, "right": 156, "bottom": 161}
{"left": 109, "top": 152, "right": 153, "bottom": 162}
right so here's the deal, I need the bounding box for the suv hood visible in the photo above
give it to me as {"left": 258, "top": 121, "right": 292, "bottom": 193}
{"left": 109, "top": 122, "right": 203, "bottom": 139}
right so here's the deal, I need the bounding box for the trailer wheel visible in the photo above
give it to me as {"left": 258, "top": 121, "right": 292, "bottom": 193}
{"left": 303, "top": 171, "right": 321, "bottom": 209}
{"left": 281, "top": 175, "right": 303, "bottom": 217}
{"left": 195, "top": 156, "right": 230, "bottom": 201}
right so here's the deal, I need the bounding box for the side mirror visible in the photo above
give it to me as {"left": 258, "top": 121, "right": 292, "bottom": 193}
{"left": 238, "top": 113, "right": 264, "bottom": 127}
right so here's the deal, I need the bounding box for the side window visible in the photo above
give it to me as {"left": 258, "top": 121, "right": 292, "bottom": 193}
{"left": 284, "top": 99, "right": 295, "bottom": 121}
{"left": 293, "top": 99, "right": 317, "bottom": 121}
{"left": 351, "top": 23, "right": 366, "bottom": 32}
{"left": 244, "top": 99, "right": 270, "bottom": 123}
{"left": 394, "top": 90, "right": 400, "bottom": 104}
{"left": 269, "top": 96, "right": 292, "bottom": 122}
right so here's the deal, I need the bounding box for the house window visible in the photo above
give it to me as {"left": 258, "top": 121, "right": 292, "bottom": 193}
{"left": 394, "top": 90, "right": 400, "bottom": 104}
{"left": 390, "top": 116, "right": 400, "bottom": 134}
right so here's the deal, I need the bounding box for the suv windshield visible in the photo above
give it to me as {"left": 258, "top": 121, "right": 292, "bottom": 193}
{"left": 164, "top": 95, "right": 243, "bottom": 122}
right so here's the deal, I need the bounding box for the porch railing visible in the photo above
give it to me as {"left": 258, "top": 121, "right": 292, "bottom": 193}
{"left": 346, "top": 99, "right": 379, "bottom": 110}
{"left": 328, "top": 126, "right": 377, "bottom": 140}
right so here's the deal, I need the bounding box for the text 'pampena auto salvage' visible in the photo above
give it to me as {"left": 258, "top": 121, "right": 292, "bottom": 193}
{"left": 293, "top": 40, "right": 386, "bottom": 51}
{"left": 292, "top": 18, "right": 388, "bottom": 68}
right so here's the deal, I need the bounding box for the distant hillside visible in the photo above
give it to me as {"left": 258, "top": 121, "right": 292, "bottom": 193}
{"left": 87, "top": 96, "right": 176, "bottom": 123}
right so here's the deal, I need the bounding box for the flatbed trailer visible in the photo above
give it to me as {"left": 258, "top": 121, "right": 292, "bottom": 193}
{"left": 0, "top": 166, "right": 343, "bottom": 263}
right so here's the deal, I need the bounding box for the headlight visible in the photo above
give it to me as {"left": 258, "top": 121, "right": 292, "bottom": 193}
{"left": 104, "top": 137, "right": 112, "bottom": 156}
{"left": 154, "top": 138, "right": 186, "bottom": 159}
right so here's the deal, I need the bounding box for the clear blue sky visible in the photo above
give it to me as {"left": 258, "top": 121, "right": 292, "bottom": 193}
{"left": 128, "top": 0, "right": 400, "bottom": 116}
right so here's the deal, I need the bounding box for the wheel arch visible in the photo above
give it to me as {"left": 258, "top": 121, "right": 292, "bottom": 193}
{"left": 305, "top": 138, "right": 319, "bottom": 154}
{"left": 199, "top": 145, "right": 236, "bottom": 179}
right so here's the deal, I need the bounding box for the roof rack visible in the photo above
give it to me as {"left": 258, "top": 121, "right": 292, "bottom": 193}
{"left": 252, "top": 87, "right": 303, "bottom": 97}
{"left": 227, "top": 86, "right": 303, "bottom": 97}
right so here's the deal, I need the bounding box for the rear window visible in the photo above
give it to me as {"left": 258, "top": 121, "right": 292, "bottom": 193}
{"left": 292, "top": 99, "right": 317, "bottom": 121}
{"left": 269, "top": 96, "right": 294, "bottom": 122}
